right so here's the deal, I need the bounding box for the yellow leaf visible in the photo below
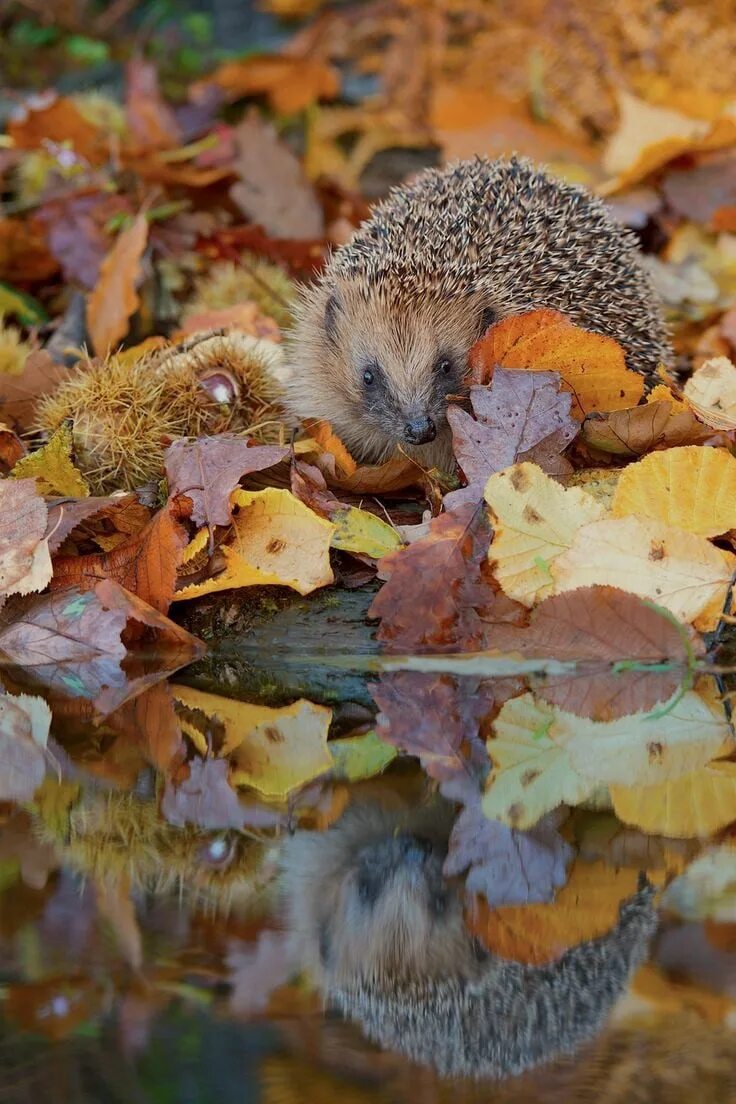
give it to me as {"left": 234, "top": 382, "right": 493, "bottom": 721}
{"left": 482, "top": 693, "right": 594, "bottom": 828}
{"left": 330, "top": 506, "right": 403, "bottom": 559}
{"left": 631, "top": 962, "right": 736, "bottom": 1024}
{"left": 611, "top": 760, "right": 736, "bottom": 838}
{"left": 171, "top": 685, "right": 333, "bottom": 798}
{"left": 611, "top": 445, "right": 736, "bottom": 537}
{"left": 552, "top": 515, "right": 736, "bottom": 630}
{"left": 661, "top": 843, "right": 736, "bottom": 922}
{"left": 11, "top": 423, "right": 89, "bottom": 497}
{"left": 484, "top": 462, "right": 605, "bottom": 606}
{"left": 683, "top": 356, "right": 736, "bottom": 431}
{"left": 175, "top": 488, "right": 335, "bottom": 599}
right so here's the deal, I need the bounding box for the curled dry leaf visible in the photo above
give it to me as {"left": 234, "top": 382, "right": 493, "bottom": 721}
{"left": 611, "top": 445, "right": 736, "bottom": 537}
{"left": 87, "top": 213, "right": 149, "bottom": 356}
{"left": 484, "top": 462, "right": 605, "bottom": 607}
{"left": 552, "top": 515, "right": 736, "bottom": 631}
{"left": 581, "top": 398, "right": 718, "bottom": 457}
{"left": 470, "top": 309, "right": 644, "bottom": 417}
{"left": 683, "top": 356, "right": 736, "bottom": 430}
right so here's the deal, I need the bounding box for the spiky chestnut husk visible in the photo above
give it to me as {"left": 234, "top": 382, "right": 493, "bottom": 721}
{"left": 284, "top": 156, "right": 672, "bottom": 470}
{"left": 34, "top": 789, "right": 272, "bottom": 915}
{"left": 184, "top": 255, "right": 296, "bottom": 331}
{"left": 0, "top": 315, "right": 33, "bottom": 376}
{"left": 35, "top": 332, "right": 286, "bottom": 493}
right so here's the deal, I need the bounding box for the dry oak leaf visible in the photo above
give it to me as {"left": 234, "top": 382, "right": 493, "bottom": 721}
{"left": 552, "top": 515, "right": 736, "bottom": 631}
{"left": 11, "top": 423, "right": 90, "bottom": 498}
{"left": 170, "top": 684, "right": 333, "bottom": 798}
{"left": 0, "top": 479, "right": 48, "bottom": 597}
{"left": 484, "top": 462, "right": 605, "bottom": 606}
{"left": 470, "top": 309, "right": 644, "bottom": 418}
{"left": 51, "top": 502, "right": 187, "bottom": 614}
{"left": 482, "top": 693, "right": 594, "bottom": 829}
{"left": 611, "top": 445, "right": 736, "bottom": 538}
{"left": 175, "top": 487, "right": 335, "bottom": 599}
{"left": 468, "top": 859, "right": 650, "bottom": 966}
{"left": 683, "top": 356, "right": 736, "bottom": 431}
{"left": 165, "top": 436, "right": 288, "bottom": 529}
{"left": 495, "top": 587, "right": 701, "bottom": 721}
{"left": 581, "top": 398, "right": 717, "bottom": 457}
{"left": 610, "top": 760, "right": 736, "bottom": 839}
{"left": 198, "top": 54, "right": 339, "bottom": 114}
{"left": 87, "top": 213, "right": 149, "bottom": 356}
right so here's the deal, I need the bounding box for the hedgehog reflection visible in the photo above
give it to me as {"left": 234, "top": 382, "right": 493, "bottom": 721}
{"left": 282, "top": 802, "right": 657, "bottom": 1080}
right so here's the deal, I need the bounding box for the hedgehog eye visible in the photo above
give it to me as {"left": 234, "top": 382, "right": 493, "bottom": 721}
{"left": 363, "top": 368, "right": 375, "bottom": 386}
{"left": 437, "top": 357, "right": 453, "bottom": 376}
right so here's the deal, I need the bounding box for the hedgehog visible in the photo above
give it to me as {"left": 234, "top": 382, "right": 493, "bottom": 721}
{"left": 284, "top": 156, "right": 671, "bottom": 470}
{"left": 281, "top": 800, "right": 658, "bottom": 1080}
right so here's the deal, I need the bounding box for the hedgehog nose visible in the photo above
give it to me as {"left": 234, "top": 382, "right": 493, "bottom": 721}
{"left": 403, "top": 415, "right": 436, "bottom": 445}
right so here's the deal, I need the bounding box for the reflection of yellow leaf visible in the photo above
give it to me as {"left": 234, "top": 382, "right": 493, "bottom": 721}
{"left": 683, "top": 356, "right": 736, "bottom": 430}
{"left": 485, "top": 462, "right": 605, "bottom": 605}
{"left": 330, "top": 506, "right": 402, "bottom": 559}
{"left": 175, "top": 488, "right": 335, "bottom": 599}
{"left": 632, "top": 963, "right": 736, "bottom": 1024}
{"left": 611, "top": 446, "right": 736, "bottom": 537}
{"left": 11, "top": 424, "right": 89, "bottom": 497}
{"left": 482, "top": 694, "right": 594, "bottom": 828}
{"left": 661, "top": 843, "right": 736, "bottom": 921}
{"left": 611, "top": 760, "right": 736, "bottom": 838}
{"left": 552, "top": 515, "right": 735, "bottom": 630}
{"left": 171, "top": 684, "right": 333, "bottom": 798}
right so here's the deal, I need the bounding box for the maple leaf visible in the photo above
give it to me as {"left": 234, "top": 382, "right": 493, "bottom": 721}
{"left": 87, "top": 213, "right": 149, "bottom": 355}
{"left": 683, "top": 356, "right": 736, "bottom": 431}
{"left": 11, "top": 423, "right": 90, "bottom": 497}
{"left": 611, "top": 445, "right": 736, "bottom": 537}
{"left": 51, "top": 501, "right": 188, "bottom": 614}
{"left": 470, "top": 309, "right": 644, "bottom": 416}
{"left": 444, "top": 802, "right": 573, "bottom": 908}
{"left": 229, "top": 111, "right": 324, "bottom": 241}
{"left": 165, "top": 436, "right": 289, "bottom": 529}
{"left": 446, "top": 369, "right": 577, "bottom": 508}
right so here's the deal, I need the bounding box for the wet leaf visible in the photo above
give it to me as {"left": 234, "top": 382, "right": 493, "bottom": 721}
{"left": 92, "top": 578, "right": 203, "bottom": 654}
{"left": 11, "top": 423, "right": 90, "bottom": 497}
{"left": 484, "top": 462, "right": 605, "bottom": 606}
{"left": 611, "top": 445, "right": 736, "bottom": 537}
{"left": 446, "top": 368, "right": 577, "bottom": 508}
{"left": 165, "top": 436, "right": 289, "bottom": 529}
{"left": 175, "top": 488, "right": 335, "bottom": 599}
{"left": 328, "top": 729, "right": 397, "bottom": 782}
{"left": 87, "top": 213, "right": 149, "bottom": 355}
{"left": 162, "top": 756, "right": 268, "bottom": 830}
{"left": 552, "top": 515, "right": 736, "bottom": 630}
{"left": 470, "top": 309, "right": 644, "bottom": 417}
{"left": 227, "top": 929, "right": 294, "bottom": 1015}
{"left": 229, "top": 111, "right": 324, "bottom": 241}
{"left": 0, "top": 692, "right": 50, "bottom": 801}
{"left": 445, "top": 803, "right": 573, "bottom": 907}
{"left": 683, "top": 356, "right": 736, "bottom": 430}
{"left": 611, "top": 761, "right": 736, "bottom": 838}
{"left": 661, "top": 844, "right": 736, "bottom": 921}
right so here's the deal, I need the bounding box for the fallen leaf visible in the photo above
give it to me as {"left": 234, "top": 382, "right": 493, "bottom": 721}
{"left": 482, "top": 693, "right": 593, "bottom": 828}
{"left": 87, "top": 213, "right": 149, "bottom": 355}
{"left": 683, "top": 356, "right": 736, "bottom": 430}
{"left": 611, "top": 761, "right": 736, "bottom": 838}
{"left": 175, "top": 302, "right": 282, "bottom": 342}
{"left": 581, "top": 399, "right": 718, "bottom": 457}
{"left": 552, "top": 515, "right": 736, "bottom": 630}
{"left": 124, "top": 57, "right": 181, "bottom": 151}
{"left": 445, "top": 368, "right": 577, "bottom": 508}
{"left": 162, "top": 757, "right": 267, "bottom": 830}
{"left": 444, "top": 803, "right": 573, "bottom": 907}
{"left": 229, "top": 111, "right": 324, "bottom": 241}
{"left": 95, "top": 875, "right": 142, "bottom": 969}
{"left": 0, "top": 422, "right": 25, "bottom": 471}
{"left": 0, "top": 692, "right": 50, "bottom": 801}
{"left": 171, "top": 684, "right": 333, "bottom": 798}
{"left": 661, "top": 844, "right": 736, "bottom": 922}
{"left": 470, "top": 309, "right": 644, "bottom": 417}
{"left": 7, "top": 91, "right": 107, "bottom": 164}
{"left": 611, "top": 445, "right": 736, "bottom": 537}
{"left": 304, "top": 419, "right": 357, "bottom": 476}
{"left": 227, "top": 929, "right": 294, "bottom": 1016}
{"left": 468, "top": 859, "right": 645, "bottom": 965}
{"left": 45, "top": 494, "right": 141, "bottom": 554}
{"left": 0, "top": 479, "right": 47, "bottom": 597}
{"left": 92, "top": 578, "right": 203, "bottom": 654}
{"left": 328, "top": 729, "right": 397, "bottom": 782}
{"left": 51, "top": 502, "right": 188, "bottom": 613}
{"left": 330, "top": 506, "right": 402, "bottom": 559}
{"left": 484, "top": 462, "right": 605, "bottom": 606}
{"left": 36, "top": 191, "right": 131, "bottom": 290}
{"left": 165, "top": 436, "right": 289, "bottom": 529}
{"left": 0, "top": 217, "right": 58, "bottom": 283}
{"left": 0, "top": 349, "right": 70, "bottom": 432}
{"left": 175, "top": 488, "right": 335, "bottom": 598}
{"left": 662, "top": 152, "right": 736, "bottom": 227}
{"left": 11, "top": 423, "right": 90, "bottom": 497}
{"left": 199, "top": 54, "right": 339, "bottom": 114}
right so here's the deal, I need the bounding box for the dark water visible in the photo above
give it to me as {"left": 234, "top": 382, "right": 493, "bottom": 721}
{"left": 1, "top": 644, "right": 736, "bottom": 1104}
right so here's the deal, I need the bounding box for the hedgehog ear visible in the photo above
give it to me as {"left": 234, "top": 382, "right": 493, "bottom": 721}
{"left": 324, "top": 292, "right": 341, "bottom": 344}
{"left": 479, "top": 305, "right": 497, "bottom": 336}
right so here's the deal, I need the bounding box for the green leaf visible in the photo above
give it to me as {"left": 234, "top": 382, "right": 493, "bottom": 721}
{"left": 64, "top": 36, "right": 110, "bottom": 64}
{"left": 331, "top": 506, "right": 403, "bottom": 559}
{"left": 329, "top": 730, "right": 397, "bottom": 781}
{"left": 0, "top": 283, "right": 48, "bottom": 326}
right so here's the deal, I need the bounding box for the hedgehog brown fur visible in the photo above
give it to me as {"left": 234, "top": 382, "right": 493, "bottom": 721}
{"left": 284, "top": 156, "right": 671, "bottom": 471}
{"left": 281, "top": 800, "right": 658, "bottom": 1080}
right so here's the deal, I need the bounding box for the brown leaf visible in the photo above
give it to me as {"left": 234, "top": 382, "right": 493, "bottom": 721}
{"left": 174, "top": 302, "right": 282, "bottom": 342}
{"left": 0, "top": 422, "right": 26, "bottom": 472}
{"left": 199, "top": 54, "right": 339, "bottom": 115}
{"left": 229, "top": 110, "right": 324, "bottom": 241}
{"left": 165, "top": 436, "right": 289, "bottom": 529}
{"left": 0, "top": 217, "right": 58, "bottom": 284}
{"left": 581, "top": 399, "right": 721, "bottom": 457}
{"left": 93, "top": 578, "right": 203, "bottom": 654}
{"left": 95, "top": 875, "right": 142, "bottom": 969}
{"left": 369, "top": 502, "right": 526, "bottom": 653}
{"left": 87, "top": 213, "right": 149, "bottom": 355}
{"left": 45, "top": 494, "right": 139, "bottom": 554}
{"left": 7, "top": 91, "right": 107, "bottom": 164}
{"left": 446, "top": 369, "right": 576, "bottom": 508}
{"left": 0, "top": 479, "right": 47, "bottom": 596}
{"left": 290, "top": 456, "right": 347, "bottom": 518}
{"left": 50, "top": 502, "right": 187, "bottom": 614}
{"left": 125, "top": 57, "right": 181, "bottom": 151}
{"left": 37, "top": 191, "right": 132, "bottom": 290}
{"left": 0, "top": 350, "right": 70, "bottom": 432}
{"left": 227, "top": 930, "right": 294, "bottom": 1015}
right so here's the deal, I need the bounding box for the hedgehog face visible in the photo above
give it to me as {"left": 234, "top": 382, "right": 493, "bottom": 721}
{"left": 282, "top": 802, "right": 482, "bottom": 989}
{"left": 286, "top": 277, "right": 494, "bottom": 470}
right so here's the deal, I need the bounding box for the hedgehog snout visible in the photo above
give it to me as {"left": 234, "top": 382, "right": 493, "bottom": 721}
{"left": 403, "top": 414, "right": 437, "bottom": 445}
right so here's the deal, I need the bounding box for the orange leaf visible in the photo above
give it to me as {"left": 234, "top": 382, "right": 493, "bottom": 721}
{"left": 197, "top": 55, "right": 339, "bottom": 115}
{"left": 175, "top": 302, "right": 282, "bottom": 343}
{"left": 7, "top": 92, "right": 108, "bottom": 165}
{"left": 470, "top": 308, "right": 645, "bottom": 417}
{"left": 50, "top": 503, "right": 187, "bottom": 614}
{"left": 0, "top": 218, "right": 58, "bottom": 283}
{"left": 86, "top": 213, "right": 149, "bottom": 355}
{"left": 303, "top": 419, "right": 357, "bottom": 476}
